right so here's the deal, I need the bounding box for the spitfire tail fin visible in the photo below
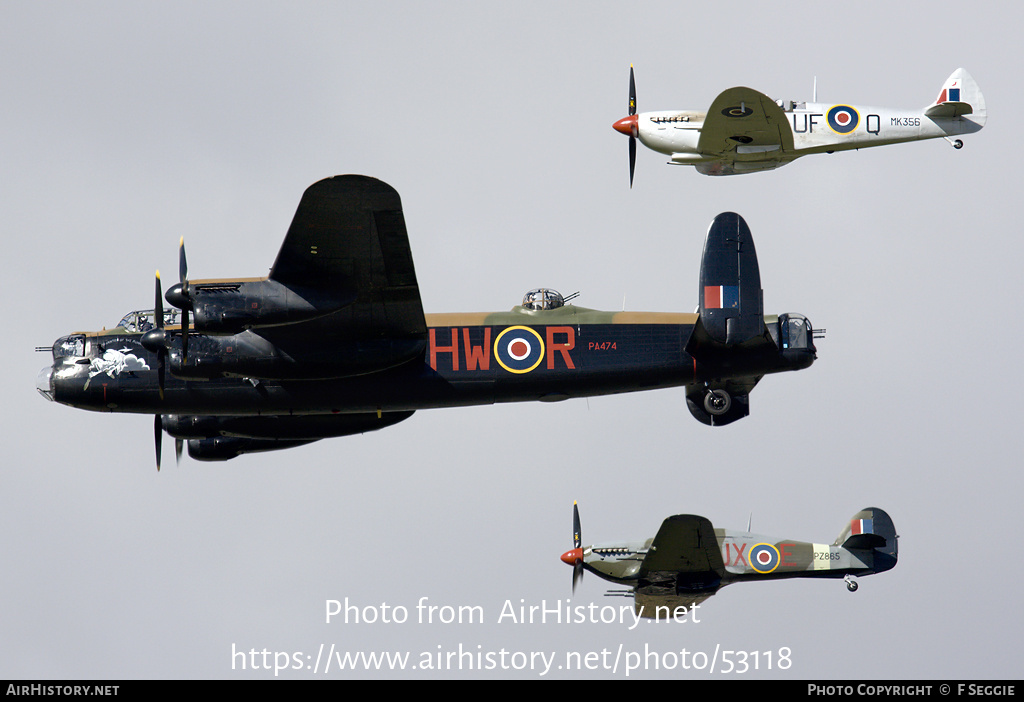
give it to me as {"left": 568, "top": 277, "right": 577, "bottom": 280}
{"left": 835, "top": 507, "right": 898, "bottom": 573}
{"left": 924, "top": 68, "right": 986, "bottom": 131}
{"left": 698, "top": 213, "right": 764, "bottom": 346}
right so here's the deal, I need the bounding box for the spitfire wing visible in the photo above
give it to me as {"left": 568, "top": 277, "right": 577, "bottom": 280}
{"left": 268, "top": 175, "right": 427, "bottom": 341}
{"left": 639, "top": 515, "right": 725, "bottom": 588}
{"left": 697, "top": 87, "right": 794, "bottom": 157}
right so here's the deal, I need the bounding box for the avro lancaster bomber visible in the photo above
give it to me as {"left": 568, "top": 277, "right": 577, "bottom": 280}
{"left": 37, "top": 176, "right": 821, "bottom": 465}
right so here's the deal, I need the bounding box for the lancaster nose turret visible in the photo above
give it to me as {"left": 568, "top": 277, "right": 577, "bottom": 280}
{"left": 36, "top": 366, "right": 54, "bottom": 401}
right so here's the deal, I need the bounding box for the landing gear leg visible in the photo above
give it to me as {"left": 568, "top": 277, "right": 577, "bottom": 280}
{"left": 945, "top": 137, "right": 964, "bottom": 149}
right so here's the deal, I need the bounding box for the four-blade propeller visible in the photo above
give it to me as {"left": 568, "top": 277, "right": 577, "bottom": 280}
{"left": 139, "top": 238, "right": 196, "bottom": 471}
{"left": 140, "top": 271, "right": 170, "bottom": 471}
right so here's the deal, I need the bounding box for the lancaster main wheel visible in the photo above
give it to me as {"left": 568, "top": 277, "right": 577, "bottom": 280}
{"left": 703, "top": 389, "right": 731, "bottom": 416}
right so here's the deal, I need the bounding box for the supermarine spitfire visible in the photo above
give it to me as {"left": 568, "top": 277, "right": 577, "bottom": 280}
{"left": 37, "top": 176, "right": 821, "bottom": 466}
{"left": 561, "top": 504, "right": 898, "bottom": 619}
{"left": 614, "top": 66, "right": 985, "bottom": 183}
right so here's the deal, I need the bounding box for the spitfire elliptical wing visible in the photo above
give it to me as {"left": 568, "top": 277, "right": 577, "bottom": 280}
{"left": 698, "top": 87, "right": 794, "bottom": 158}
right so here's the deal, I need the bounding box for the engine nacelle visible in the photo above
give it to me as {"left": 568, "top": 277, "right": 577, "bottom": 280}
{"left": 167, "top": 331, "right": 425, "bottom": 381}
{"left": 166, "top": 279, "right": 355, "bottom": 335}
{"left": 187, "top": 437, "right": 315, "bottom": 461}
{"left": 164, "top": 411, "right": 415, "bottom": 440}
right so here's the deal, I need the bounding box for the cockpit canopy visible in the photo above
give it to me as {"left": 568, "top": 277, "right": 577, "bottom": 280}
{"left": 117, "top": 309, "right": 180, "bottom": 333}
{"left": 777, "top": 99, "right": 807, "bottom": 112}
{"left": 522, "top": 288, "right": 564, "bottom": 311}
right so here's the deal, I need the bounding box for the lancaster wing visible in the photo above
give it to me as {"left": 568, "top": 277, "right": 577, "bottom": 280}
{"left": 268, "top": 175, "right": 427, "bottom": 341}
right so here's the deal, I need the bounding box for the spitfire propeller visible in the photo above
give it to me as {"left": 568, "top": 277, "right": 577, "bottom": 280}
{"left": 559, "top": 501, "right": 585, "bottom": 593}
{"left": 612, "top": 65, "right": 639, "bottom": 188}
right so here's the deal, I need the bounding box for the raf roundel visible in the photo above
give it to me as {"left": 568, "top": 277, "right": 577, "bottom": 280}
{"left": 494, "top": 326, "right": 545, "bottom": 374}
{"left": 721, "top": 105, "right": 754, "bottom": 118}
{"left": 748, "top": 543, "right": 781, "bottom": 573}
{"left": 826, "top": 105, "right": 860, "bottom": 135}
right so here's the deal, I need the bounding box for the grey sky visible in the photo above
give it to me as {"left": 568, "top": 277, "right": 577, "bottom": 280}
{"left": 3, "top": 2, "right": 1021, "bottom": 679}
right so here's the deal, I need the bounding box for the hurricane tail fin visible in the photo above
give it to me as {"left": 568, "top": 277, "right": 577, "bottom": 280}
{"left": 835, "top": 507, "right": 898, "bottom": 574}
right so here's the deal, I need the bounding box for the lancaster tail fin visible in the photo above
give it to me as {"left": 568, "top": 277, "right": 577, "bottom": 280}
{"left": 698, "top": 212, "right": 764, "bottom": 346}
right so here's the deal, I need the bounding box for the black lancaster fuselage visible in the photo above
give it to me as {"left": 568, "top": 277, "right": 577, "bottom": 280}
{"left": 40, "top": 306, "right": 816, "bottom": 417}
{"left": 36, "top": 176, "right": 820, "bottom": 460}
